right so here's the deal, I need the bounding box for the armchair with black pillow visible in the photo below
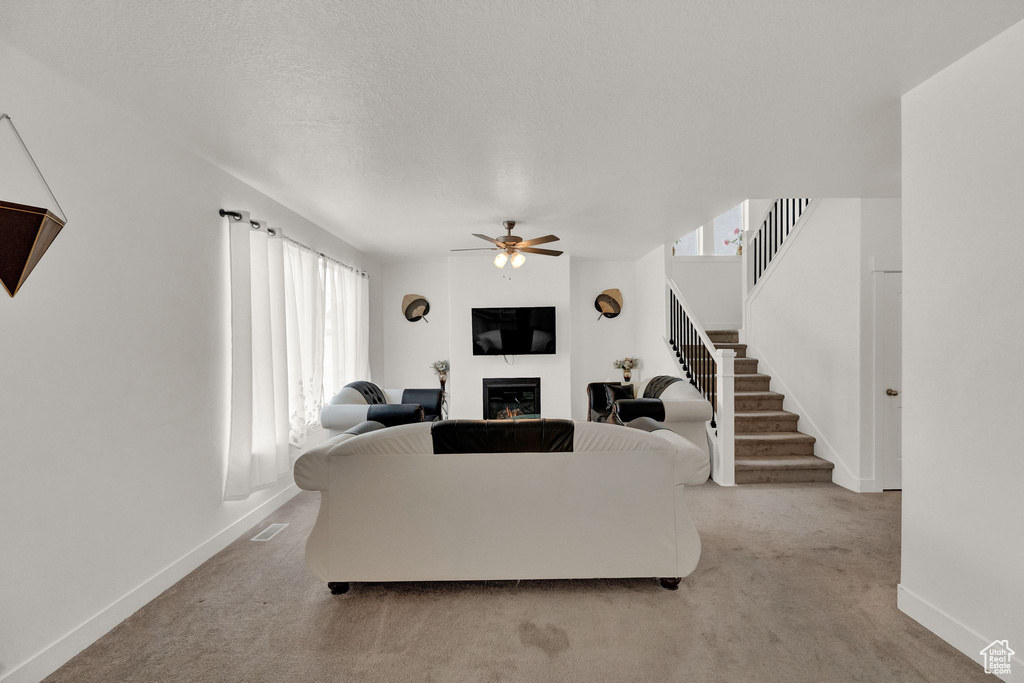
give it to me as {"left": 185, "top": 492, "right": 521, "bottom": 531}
{"left": 586, "top": 382, "right": 635, "bottom": 423}
{"left": 320, "top": 381, "right": 444, "bottom": 436}
{"left": 587, "top": 375, "right": 714, "bottom": 455}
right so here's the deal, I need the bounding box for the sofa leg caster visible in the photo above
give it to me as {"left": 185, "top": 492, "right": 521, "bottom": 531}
{"left": 659, "top": 577, "right": 681, "bottom": 591}
{"left": 328, "top": 582, "right": 350, "bottom": 595}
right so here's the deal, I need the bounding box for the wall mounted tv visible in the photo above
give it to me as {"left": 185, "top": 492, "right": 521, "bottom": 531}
{"left": 471, "top": 306, "right": 556, "bottom": 356}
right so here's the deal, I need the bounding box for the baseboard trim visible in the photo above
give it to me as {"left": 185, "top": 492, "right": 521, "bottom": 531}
{"left": 1, "top": 482, "right": 300, "bottom": 683}
{"left": 898, "top": 584, "right": 1021, "bottom": 682}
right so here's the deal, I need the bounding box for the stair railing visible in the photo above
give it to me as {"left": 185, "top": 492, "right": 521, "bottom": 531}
{"left": 666, "top": 278, "right": 735, "bottom": 486}
{"left": 749, "top": 198, "right": 811, "bottom": 288}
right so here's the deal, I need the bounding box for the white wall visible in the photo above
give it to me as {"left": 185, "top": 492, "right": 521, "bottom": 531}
{"left": 447, "top": 254, "right": 572, "bottom": 418}
{"left": 570, "top": 260, "right": 638, "bottom": 419}
{"left": 900, "top": 19, "right": 1024, "bottom": 677}
{"left": 378, "top": 256, "right": 645, "bottom": 421}
{"left": 746, "top": 200, "right": 864, "bottom": 488}
{"left": 670, "top": 257, "right": 743, "bottom": 330}
{"left": 0, "top": 41, "right": 379, "bottom": 682}
{"left": 381, "top": 259, "right": 450, "bottom": 389}
{"left": 744, "top": 198, "right": 901, "bottom": 491}
{"left": 634, "top": 245, "right": 679, "bottom": 381}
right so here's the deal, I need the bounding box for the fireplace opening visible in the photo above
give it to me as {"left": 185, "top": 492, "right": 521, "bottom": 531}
{"left": 482, "top": 377, "right": 541, "bottom": 419}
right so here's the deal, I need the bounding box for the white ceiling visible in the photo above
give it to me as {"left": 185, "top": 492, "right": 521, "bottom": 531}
{"left": 2, "top": 1, "right": 1023, "bottom": 260}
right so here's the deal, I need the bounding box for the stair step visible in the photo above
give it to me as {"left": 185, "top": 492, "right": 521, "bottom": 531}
{"left": 705, "top": 330, "right": 739, "bottom": 344}
{"left": 734, "top": 391, "right": 785, "bottom": 411}
{"left": 734, "top": 373, "right": 772, "bottom": 392}
{"left": 713, "top": 342, "right": 747, "bottom": 358}
{"left": 735, "top": 455, "right": 834, "bottom": 484}
{"left": 734, "top": 357, "right": 759, "bottom": 375}
{"left": 735, "top": 411, "right": 800, "bottom": 434}
{"left": 735, "top": 432, "right": 816, "bottom": 457}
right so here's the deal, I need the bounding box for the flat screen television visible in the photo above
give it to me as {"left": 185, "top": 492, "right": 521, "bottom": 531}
{"left": 471, "top": 306, "right": 556, "bottom": 356}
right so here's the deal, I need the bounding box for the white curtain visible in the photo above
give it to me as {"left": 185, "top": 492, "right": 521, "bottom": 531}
{"left": 323, "top": 260, "right": 371, "bottom": 400}
{"left": 225, "top": 217, "right": 291, "bottom": 501}
{"left": 283, "top": 241, "right": 325, "bottom": 447}
{"left": 226, "top": 215, "right": 371, "bottom": 498}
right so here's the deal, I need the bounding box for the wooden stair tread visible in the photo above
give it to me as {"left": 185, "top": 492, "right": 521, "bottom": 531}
{"left": 714, "top": 342, "right": 747, "bottom": 349}
{"left": 735, "top": 391, "right": 784, "bottom": 399}
{"left": 735, "top": 455, "right": 835, "bottom": 471}
{"left": 735, "top": 432, "right": 816, "bottom": 445}
{"left": 735, "top": 411, "right": 799, "bottom": 419}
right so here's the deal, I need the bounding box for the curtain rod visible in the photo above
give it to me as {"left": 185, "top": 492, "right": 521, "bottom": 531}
{"left": 219, "top": 208, "right": 369, "bottom": 279}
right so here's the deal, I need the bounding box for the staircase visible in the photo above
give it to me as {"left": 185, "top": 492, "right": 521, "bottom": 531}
{"left": 706, "top": 330, "right": 834, "bottom": 484}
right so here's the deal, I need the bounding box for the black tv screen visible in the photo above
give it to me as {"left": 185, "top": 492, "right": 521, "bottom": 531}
{"left": 472, "top": 307, "right": 556, "bottom": 356}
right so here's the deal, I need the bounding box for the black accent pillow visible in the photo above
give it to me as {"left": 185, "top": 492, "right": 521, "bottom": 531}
{"left": 366, "top": 404, "right": 425, "bottom": 427}
{"left": 431, "top": 419, "right": 575, "bottom": 454}
{"left": 605, "top": 383, "right": 635, "bottom": 406}
{"left": 612, "top": 398, "right": 666, "bottom": 424}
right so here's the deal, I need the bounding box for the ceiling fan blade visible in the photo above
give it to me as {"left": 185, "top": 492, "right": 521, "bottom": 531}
{"left": 517, "top": 235, "right": 559, "bottom": 247}
{"left": 517, "top": 247, "right": 563, "bottom": 257}
{"left": 472, "top": 233, "right": 503, "bottom": 246}
{"left": 451, "top": 247, "right": 501, "bottom": 251}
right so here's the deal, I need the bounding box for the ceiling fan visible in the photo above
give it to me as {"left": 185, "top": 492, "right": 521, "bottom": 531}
{"left": 451, "top": 220, "right": 563, "bottom": 268}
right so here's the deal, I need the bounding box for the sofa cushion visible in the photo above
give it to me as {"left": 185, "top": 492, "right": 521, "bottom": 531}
{"left": 431, "top": 419, "right": 574, "bottom": 454}
{"left": 604, "top": 383, "right": 635, "bottom": 405}
{"left": 344, "top": 380, "right": 388, "bottom": 405}
{"left": 642, "top": 375, "right": 683, "bottom": 399}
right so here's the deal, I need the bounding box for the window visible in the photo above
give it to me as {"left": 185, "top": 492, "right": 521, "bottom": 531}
{"left": 673, "top": 227, "right": 702, "bottom": 256}
{"left": 673, "top": 202, "right": 746, "bottom": 256}
{"left": 714, "top": 203, "right": 744, "bottom": 255}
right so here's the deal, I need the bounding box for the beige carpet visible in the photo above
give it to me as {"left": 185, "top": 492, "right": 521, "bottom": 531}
{"left": 45, "top": 484, "right": 986, "bottom": 682}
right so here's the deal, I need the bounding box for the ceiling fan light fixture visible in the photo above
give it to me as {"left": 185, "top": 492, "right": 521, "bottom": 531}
{"left": 494, "top": 252, "right": 509, "bottom": 268}
{"left": 510, "top": 252, "right": 526, "bottom": 268}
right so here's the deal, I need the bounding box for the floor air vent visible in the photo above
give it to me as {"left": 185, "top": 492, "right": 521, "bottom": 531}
{"left": 251, "top": 523, "right": 288, "bottom": 542}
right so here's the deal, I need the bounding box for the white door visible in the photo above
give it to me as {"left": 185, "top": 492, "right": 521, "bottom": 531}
{"left": 880, "top": 272, "right": 902, "bottom": 490}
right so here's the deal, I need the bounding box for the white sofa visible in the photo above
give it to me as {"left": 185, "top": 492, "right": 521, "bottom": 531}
{"left": 293, "top": 419, "right": 710, "bottom": 593}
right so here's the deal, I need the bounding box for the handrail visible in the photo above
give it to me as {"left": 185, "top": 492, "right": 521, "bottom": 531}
{"left": 666, "top": 278, "right": 720, "bottom": 427}
{"left": 750, "top": 198, "right": 811, "bottom": 287}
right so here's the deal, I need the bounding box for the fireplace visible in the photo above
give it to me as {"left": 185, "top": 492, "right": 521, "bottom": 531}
{"left": 482, "top": 377, "right": 541, "bottom": 419}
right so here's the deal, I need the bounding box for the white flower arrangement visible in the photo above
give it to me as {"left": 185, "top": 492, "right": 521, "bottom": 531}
{"left": 612, "top": 357, "right": 639, "bottom": 371}
{"left": 430, "top": 359, "right": 450, "bottom": 375}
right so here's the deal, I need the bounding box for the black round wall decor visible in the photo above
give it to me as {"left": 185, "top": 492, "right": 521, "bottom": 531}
{"left": 402, "top": 294, "right": 430, "bottom": 322}
{"left": 595, "top": 288, "right": 623, "bottom": 319}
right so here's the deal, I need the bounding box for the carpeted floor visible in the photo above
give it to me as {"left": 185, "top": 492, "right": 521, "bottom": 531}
{"left": 45, "top": 483, "right": 986, "bottom": 682}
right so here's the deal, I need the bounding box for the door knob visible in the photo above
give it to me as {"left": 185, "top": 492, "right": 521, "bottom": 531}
{"left": 886, "top": 388, "right": 899, "bottom": 396}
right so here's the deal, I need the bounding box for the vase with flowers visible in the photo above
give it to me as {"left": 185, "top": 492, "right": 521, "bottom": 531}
{"left": 725, "top": 228, "right": 743, "bottom": 255}
{"left": 613, "top": 357, "right": 639, "bottom": 382}
{"left": 430, "top": 359, "right": 450, "bottom": 391}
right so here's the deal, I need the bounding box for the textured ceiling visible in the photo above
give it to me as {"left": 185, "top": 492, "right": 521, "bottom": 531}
{"left": 2, "top": 1, "right": 1023, "bottom": 260}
